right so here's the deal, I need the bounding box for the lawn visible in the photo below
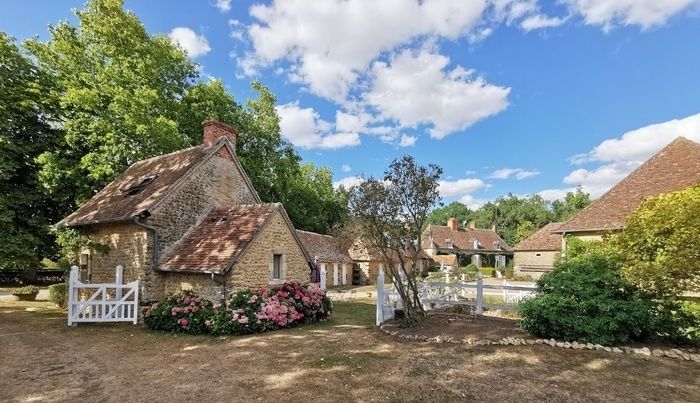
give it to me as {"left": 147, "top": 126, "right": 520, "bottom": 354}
{"left": 0, "top": 300, "right": 698, "bottom": 402}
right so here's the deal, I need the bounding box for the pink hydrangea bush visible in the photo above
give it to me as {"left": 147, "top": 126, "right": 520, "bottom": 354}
{"left": 145, "top": 282, "right": 332, "bottom": 336}
{"left": 144, "top": 290, "right": 214, "bottom": 334}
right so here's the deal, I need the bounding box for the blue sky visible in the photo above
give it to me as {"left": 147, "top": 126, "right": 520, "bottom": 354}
{"left": 3, "top": 0, "right": 700, "bottom": 208}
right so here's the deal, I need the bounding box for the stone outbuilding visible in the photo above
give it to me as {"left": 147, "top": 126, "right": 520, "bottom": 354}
{"left": 421, "top": 218, "right": 513, "bottom": 268}
{"left": 349, "top": 239, "right": 433, "bottom": 285}
{"left": 513, "top": 222, "right": 563, "bottom": 279}
{"left": 58, "top": 120, "right": 311, "bottom": 302}
{"left": 296, "top": 230, "right": 353, "bottom": 288}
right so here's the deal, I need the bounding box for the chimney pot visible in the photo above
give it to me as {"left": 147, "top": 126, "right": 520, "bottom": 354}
{"left": 203, "top": 119, "right": 237, "bottom": 147}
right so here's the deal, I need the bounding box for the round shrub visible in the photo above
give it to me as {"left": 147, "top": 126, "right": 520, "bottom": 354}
{"left": 519, "top": 254, "right": 656, "bottom": 345}
{"left": 48, "top": 283, "right": 67, "bottom": 308}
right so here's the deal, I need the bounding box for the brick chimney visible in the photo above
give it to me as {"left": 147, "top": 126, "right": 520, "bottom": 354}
{"left": 468, "top": 220, "right": 476, "bottom": 230}
{"left": 447, "top": 217, "right": 458, "bottom": 231}
{"left": 203, "top": 119, "right": 237, "bottom": 147}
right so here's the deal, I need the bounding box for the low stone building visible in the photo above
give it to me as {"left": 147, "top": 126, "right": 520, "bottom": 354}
{"left": 554, "top": 137, "right": 700, "bottom": 249}
{"left": 58, "top": 120, "right": 311, "bottom": 302}
{"left": 421, "top": 218, "right": 513, "bottom": 268}
{"left": 513, "top": 222, "right": 563, "bottom": 279}
{"left": 296, "top": 230, "right": 353, "bottom": 288}
{"left": 349, "top": 240, "right": 432, "bottom": 285}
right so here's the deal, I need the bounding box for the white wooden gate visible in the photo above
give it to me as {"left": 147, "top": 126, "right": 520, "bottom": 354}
{"left": 68, "top": 265, "right": 139, "bottom": 326}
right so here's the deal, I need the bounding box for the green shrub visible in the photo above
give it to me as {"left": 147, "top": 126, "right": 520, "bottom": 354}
{"left": 13, "top": 285, "right": 39, "bottom": 295}
{"left": 464, "top": 264, "right": 478, "bottom": 273}
{"left": 479, "top": 268, "right": 495, "bottom": 277}
{"left": 519, "top": 254, "right": 698, "bottom": 345}
{"left": 504, "top": 268, "right": 514, "bottom": 279}
{"left": 48, "top": 283, "right": 67, "bottom": 308}
{"left": 144, "top": 290, "right": 214, "bottom": 334}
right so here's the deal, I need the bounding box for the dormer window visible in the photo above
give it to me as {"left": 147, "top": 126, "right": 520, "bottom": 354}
{"left": 122, "top": 175, "right": 157, "bottom": 196}
{"left": 472, "top": 239, "right": 479, "bottom": 250}
{"left": 445, "top": 238, "right": 453, "bottom": 249}
{"left": 493, "top": 241, "right": 501, "bottom": 250}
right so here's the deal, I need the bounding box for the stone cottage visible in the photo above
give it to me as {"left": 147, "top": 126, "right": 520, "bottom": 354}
{"left": 58, "top": 120, "right": 311, "bottom": 302}
{"left": 513, "top": 222, "right": 563, "bottom": 279}
{"left": 296, "top": 230, "right": 353, "bottom": 288}
{"left": 421, "top": 218, "right": 513, "bottom": 268}
{"left": 349, "top": 239, "right": 433, "bottom": 285}
{"left": 553, "top": 137, "right": 700, "bottom": 251}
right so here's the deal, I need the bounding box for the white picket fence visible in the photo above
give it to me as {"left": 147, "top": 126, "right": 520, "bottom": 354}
{"left": 376, "top": 269, "right": 537, "bottom": 325}
{"left": 68, "top": 265, "right": 139, "bottom": 326}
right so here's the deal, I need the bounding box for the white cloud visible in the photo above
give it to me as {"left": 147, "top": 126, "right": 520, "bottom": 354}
{"left": 276, "top": 103, "right": 361, "bottom": 150}
{"left": 365, "top": 48, "right": 510, "bottom": 139}
{"left": 169, "top": 27, "right": 211, "bottom": 57}
{"left": 215, "top": 0, "right": 232, "bottom": 13}
{"left": 520, "top": 14, "right": 567, "bottom": 30}
{"left": 490, "top": 0, "right": 566, "bottom": 31}
{"left": 341, "top": 164, "right": 352, "bottom": 173}
{"left": 438, "top": 178, "right": 490, "bottom": 197}
{"left": 399, "top": 134, "right": 417, "bottom": 147}
{"left": 333, "top": 176, "right": 364, "bottom": 189}
{"left": 564, "top": 0, "right": 700, "bottom": 30}
{"left": 488, "top": 168, "right": 540, "bottom": 180}
{"left": 459, "top": 194, "right": 489, "bottom": 210}
{"left": 537, "top": 188, "right": 577, "bottom": 202}
{"left": 246, "top": 0, "right": 488, "bottom": 102}
{"left": 562, "top": 113, "right": 700, "bottom": 197}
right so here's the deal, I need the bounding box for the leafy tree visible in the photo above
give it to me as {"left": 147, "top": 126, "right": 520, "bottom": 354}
{"left": 425, "top": 201, "right": 469, "bottom": 228}
{"left": 26, "top": 0, "right": 198, "bottom": 204}
{"left": 515, "top": 220, "right": 537, "bottom": 244}
{"left": 611, "top": 184, "right": 700, "bottom": 296}
{"left": 552, "top": 186, "right": 591, "bottom": 221}
{"left": 472, "top": 194, "right": 553, "bottom": 246}
{"left": 349, "top": 156, "right": 442, "bottom": 325}
{"left": 0, "top": 33, "right": 64, "bottom": 269}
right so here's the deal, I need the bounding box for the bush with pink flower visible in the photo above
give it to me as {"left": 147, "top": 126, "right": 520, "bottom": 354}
{"left": 144, "top": 282, "right": 332, "bottom": 336}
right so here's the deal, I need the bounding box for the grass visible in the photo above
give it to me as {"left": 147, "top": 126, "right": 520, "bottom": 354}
{"left": 1, "top": 299, "right": 699, "bottom": 402}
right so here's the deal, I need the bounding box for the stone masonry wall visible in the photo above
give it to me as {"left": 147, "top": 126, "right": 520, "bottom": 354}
{"left": 86, "top": 222, "right": 163, "bottom": 301}
{"left": 148, "top": 153, "right": 258, "bottom": 260}
{"left": 514, "top": 250, "right": 559, "bottom": 279}
{"left": 227, "top": 210, "right": 309, "bottom": 292}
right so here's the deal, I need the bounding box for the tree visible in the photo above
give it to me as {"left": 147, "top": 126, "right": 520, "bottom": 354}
{"left": 26, "top": 0, "right": 198, "bottom": 204}
{"left": 515, "top": 220, "right": 537, "bottom": 244}
{"left": 552, "top": 186, "right": 591, "bottom": 221}
{"left": 472, "top": 194, "right": 553, "bottom": 246}
{"left": 611, "top": 184, "right": 700, "bottom": 296}
{"left": 425, "top": 201, "right": 469, "bottom": 228}
{"left": 349, "top": 156, "right": 442, "bottom": 324}
{"left": 0, "top": 33, "right": 65, "bottom": 269}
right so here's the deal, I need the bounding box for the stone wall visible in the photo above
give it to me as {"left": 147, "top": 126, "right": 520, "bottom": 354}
{"left": 163, "top": 272, "right": 222, "bottom": 301}
{"left": 514, "top": 250, "right": 559, "bottom": 279}
{"left": 148, "top": 153, "right": 258, "bottom": 259}
{"left": 227, "top": 210, "right": 309, "bottom": 292}
{"left": 85, "top": 222, "right": 163, "bottom": 301}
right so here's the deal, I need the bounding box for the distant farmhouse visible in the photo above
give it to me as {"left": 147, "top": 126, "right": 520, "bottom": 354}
{"left": 515, "top": 137, "right": 700, "bottom": 278}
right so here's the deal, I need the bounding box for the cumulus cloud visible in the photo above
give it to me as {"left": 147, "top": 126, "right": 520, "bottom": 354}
{"left": 333, "top": 176, "right": 364, "bottom": 190}
{"left": 562, "top": 113, "right": 700, "bottom": 197}
{"left": 341, "top": 164, "right": 352, "bottom": 173}
{"left": 276, "top": 103, "right": 361, "bottom": 149}
{"left": 459, "top": 194, "right": 489, "bottom": 210}
{"left": 169, "top": 27, "right": 211, "bottom": 57}
{"left": 537, "top": 188, "right": 577, "bottom": 202}
{"left": 488, "top": 168, "right": 540, "bottom": 180}
{"left": 564, "top": 0, "right": 700, "bottom": 31}
{"left": 365, "top": 48, "right": 510, "bottom": 139}
{"left": 215, "top": 0, "right": 231, "bottom": 13}
{"left": 438, "top": 178, "right": 490, "bottom": 197}
{"left": 399, "top": 134, "right": 417, "bottom": 147}
{"left": 520, "top": 14, "right": 567, "bottom": 30}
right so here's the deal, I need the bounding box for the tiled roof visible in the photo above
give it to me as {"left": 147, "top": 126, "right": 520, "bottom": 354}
{"left": 159, "top": 204, "right": 278, "bottom": 273}
{"left": 556, "top": 137, "right": 700, "bottom": 233}
{"left": 296, "top": 230, "right": 353, "bottom": 264}
{"left": 421, "top": 225, "right": 513, "bottom": 253}
{"left": 515, "top": 222, "right": 563, "bottom": 251}
{"left": 58, "top": 145, "right": 210, "bottom": 226}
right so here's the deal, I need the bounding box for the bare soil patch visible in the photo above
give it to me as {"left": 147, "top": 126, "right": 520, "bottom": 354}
{"left": 1, "top": 300, "right": 698, "bottom": 402}
{"left": 382, "top": 313, "right": 533, "bottom": 341}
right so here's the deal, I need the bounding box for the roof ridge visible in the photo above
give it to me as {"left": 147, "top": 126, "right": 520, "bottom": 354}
{"left": 132, "top": 144, "right": 203, "bottom": 165}
{"left": 296, "top": 229, "right": 335, "bottom": 238}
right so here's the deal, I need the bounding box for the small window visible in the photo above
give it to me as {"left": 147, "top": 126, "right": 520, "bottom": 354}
{"left": 536, "top": 253, "right": 542, "bottom": 257}
{"left": 272, "top": 254, "right": 282, "bottom": 280}
{"left": 122, "top": 175, "right": 157, "bottom": 196}
{"left": 79, "top": 252, "right": 91, "bottom": 282}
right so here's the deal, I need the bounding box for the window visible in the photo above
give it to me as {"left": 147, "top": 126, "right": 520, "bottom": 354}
{"left": 272, "top": 254, "right": 282, "bottom": 280}
{"left": 79, "top": 252, "right": 91, "bottom": 282}
{"left": 445, "top": 238, "right": 453, "bottom": 249}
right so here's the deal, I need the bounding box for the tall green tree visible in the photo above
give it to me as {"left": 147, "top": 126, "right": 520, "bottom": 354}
{"left": 473, "top": 194, "right": 553, "bottom": 246}
{"left": 552, "top": 186, "right": 591, "bottom": 221}
{"left": 425, "top": 201, "right": 469, "bottom": 228}
{"left": 26, "top": 0, "right": 197, "bottom": 204}
{"left": 0, "top": 33, "right": 64, "bottom": 268}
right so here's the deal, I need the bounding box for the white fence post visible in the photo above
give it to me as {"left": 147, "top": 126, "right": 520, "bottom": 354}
{"left": 68, "top": 266, "right": 79, "bottom": 326}
{"left": 320, "top": 264, "right": 327, "bottom": 290}
{"left": 376, "top": 267, "right": 385, "bottom": 326}
{"left": 476, "top": 273, "right": 484, "bottom": 315}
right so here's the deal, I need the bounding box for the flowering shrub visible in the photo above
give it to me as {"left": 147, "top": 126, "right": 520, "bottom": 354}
{"left": 144, "top": 282, "right": 332, "bottom": 336}
{"left": 144, "top": 290, "right": 214, "bottom": 334}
